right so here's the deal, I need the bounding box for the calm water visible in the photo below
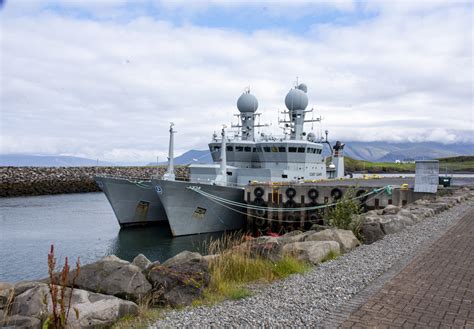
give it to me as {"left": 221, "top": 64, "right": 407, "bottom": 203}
{"left": 0, "top": 193, "right": 225, "bottom": 282}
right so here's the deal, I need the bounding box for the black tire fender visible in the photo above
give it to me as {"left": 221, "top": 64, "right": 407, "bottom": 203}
{"left": 285, "top": 187, "right": 296, "bottom": 199}
{"left": 254, "top": 187, "right": 264, "bottom": 198}
{"left": 331, "top": 188, "right": 343, "bottom": 200}
{"left": 307, "top": 188, "right": 319, "bottom": 200}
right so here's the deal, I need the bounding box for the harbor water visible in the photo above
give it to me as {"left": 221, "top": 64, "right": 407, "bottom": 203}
{"left": 1, "top": 174, "right": 473, "bottom": 282}
{"left": 0, "top": 192, "right": 225, "bottom": 282}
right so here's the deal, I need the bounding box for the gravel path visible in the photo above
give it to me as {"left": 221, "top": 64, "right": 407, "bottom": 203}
{"left": 152, "top": 201, "right": 473, "bottom": 328}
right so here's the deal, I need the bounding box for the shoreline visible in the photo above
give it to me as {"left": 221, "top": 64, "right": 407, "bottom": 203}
{"left": 1, "top": 166, "right": 473, "bottom": 198}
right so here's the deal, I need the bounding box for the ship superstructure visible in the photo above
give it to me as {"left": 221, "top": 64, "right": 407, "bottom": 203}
{"left": 154, "top": 81, "right": 344, "bottom": 236}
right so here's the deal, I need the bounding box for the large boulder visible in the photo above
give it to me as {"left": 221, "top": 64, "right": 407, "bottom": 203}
{"left": 397, "top": 209, "right": 422, "bottom": 223}
{"left": 68, "top": 255, "right": 152, "bottom": 301}
{"left": 382, "top": 205, "right": 401, "bottom": 215}
{"left": 361, "top": 222, "right": 385, "bottom": 244}
{"left": 282, "top": 241, "right": 340, "bottom": 265}
{"left": 162, "top": 251, "right": 203, "bottom": 267}
{"left": 0, "top": 315, "right": 41, "bottom": 329}
{"left": 278, "top": 230, "right": 316, "bottom": 245}
{"left": 132, "top": 253, "right": 152, "bottom": 271}
{"left": 238, "top": 236, "right": 283, "bottom": 262}
{"left": 405, "top": 206, "right": 435, "bottom": 219}
{"left": 9, "top": 284, "right": 138, "bottom": 328}
{"left": 305, "top": 229, "right": 360, "bottom": 253}
{"left": 147, "top": 260, "right": 210, "bottom": 307}
{"left": 12, "top": 282, "right": 44, "bottom": 298}
{"left": 378, "top": 215, "right": 405, "bottom": 234}
{"left": 425, "top": 202, "right": 450, "bottom": 213}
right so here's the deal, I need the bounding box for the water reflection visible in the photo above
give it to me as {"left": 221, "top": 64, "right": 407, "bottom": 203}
{"left": 107, "top": 222, "right": 226, "bottom": 263}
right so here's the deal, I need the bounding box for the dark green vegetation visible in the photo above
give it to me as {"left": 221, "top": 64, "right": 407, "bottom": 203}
{"left": 325, "top": 188, "right": 364, "bottom": 241}
{"left": 339, "top": 156, "right": 474, "bottom": 173}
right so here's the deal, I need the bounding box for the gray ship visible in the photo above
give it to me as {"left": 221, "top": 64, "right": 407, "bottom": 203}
{"left": 95, "top": 175, "right": 167, "bottom": 227}
{"left": 154, "top": 82, "right": 345, "bottom": 236}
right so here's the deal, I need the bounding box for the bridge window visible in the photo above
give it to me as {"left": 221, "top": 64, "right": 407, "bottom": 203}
{"left": 252, "top": 147, "right": 256, "bottom": 152}
{"left": 236, "top": 146, "right": 244, "bottom": 152}
{"left": 271, "top": 146, "right": 278, "bottom": 152}
{"left": 297, "top": 147, "right": 305, "bottom": 153}
{"left": 289, "top": 147, "right": 297, "bottom": 152}
{"left": 244, "top": 146, "right": 252, "bottom": 152}
{"left": 264, "top": 147, "right": 271, "bottom": 152}
{"left": 279, "top": 146, "right": 286, "bottom": 152}
{"left": 226, "top": 146, "right": 233, "bottom": 151}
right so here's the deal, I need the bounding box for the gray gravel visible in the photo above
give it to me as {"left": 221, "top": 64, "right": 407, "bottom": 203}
{"left": 152, "top": 201, "right": 473, "bottom": 328}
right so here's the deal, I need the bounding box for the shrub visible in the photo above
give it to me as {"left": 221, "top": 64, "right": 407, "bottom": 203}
{"left": 325, "top": 188, "right": 364, "bottom": 241}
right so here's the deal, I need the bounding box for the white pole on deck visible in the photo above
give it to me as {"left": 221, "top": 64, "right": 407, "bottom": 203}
{"left": 163, "top": 123, "right": 176, "bottom": 181}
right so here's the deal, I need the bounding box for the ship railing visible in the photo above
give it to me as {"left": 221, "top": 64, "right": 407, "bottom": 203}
{"left": 188, "top": 177, "right": 246, "bottom": 188}
{"left": 94, "top": 173, "right": 155, "bottom": 182}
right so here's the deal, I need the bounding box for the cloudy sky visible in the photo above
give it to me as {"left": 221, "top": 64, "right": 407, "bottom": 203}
{"left": 1, "top": 0, "right": 472, "bottom": 162}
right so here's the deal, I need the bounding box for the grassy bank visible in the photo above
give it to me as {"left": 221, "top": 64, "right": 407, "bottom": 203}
{"left": 196, "top": 233, "right": 310, "bottom": 305}
{"left": 112, "top": 233, "right": 310, "bottom": 328}
{"left": 340, "top": 155, "right": 474, "bottom": 173}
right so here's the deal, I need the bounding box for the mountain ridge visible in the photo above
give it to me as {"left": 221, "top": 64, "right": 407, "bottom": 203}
{"left": 2, "top": 142, "right": 473, "bottom": 167}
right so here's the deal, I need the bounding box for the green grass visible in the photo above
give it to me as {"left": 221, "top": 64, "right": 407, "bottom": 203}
{"left": 194, "top": 234, "right": 311, "bottom": 306}
{"left": 272, "top": 256, "right": 310, "bottom": 278}
{"left": 195, "top": 255, "right": 309, "bottom": 306}
{"left": 337, "top": 155, "right": 474, "bottom": 173}
{"left": 320, "top": 250, "right": 340, "bottom": 263}
{"left": 111, "top": 307, "right": 163, "bottom": 329}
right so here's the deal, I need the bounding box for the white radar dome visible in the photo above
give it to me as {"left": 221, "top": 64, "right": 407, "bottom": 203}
{"left": 285, "top": 88, "right": 308, "bottom": 111}
{"left": 237, "top": 92, "right": 258, "bottom": 112}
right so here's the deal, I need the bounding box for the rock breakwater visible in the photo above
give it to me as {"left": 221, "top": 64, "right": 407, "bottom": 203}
{"left": 0, "top": 166, "right": 188, "bottom": 197}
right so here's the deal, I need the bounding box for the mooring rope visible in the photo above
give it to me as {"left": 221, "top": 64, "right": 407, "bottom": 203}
{"left": 190, "top": 187, "right": 388, "bottom": 223}
{"left": 186, "top": 185, "right": 391, "bottom": 212}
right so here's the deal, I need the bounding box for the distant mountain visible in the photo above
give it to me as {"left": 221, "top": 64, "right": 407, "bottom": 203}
{"left": 0, "top": 154, "right": 115, "bottom": 167}
{"left": 3, "top": 142, "right": 473, "bottom": 167}
{"left": 146, "top": 149, "right": 212, "bottom": 166}
{"left": 343, "top": 142, "right": 473, "bottom": 162}
{"left": 159, "top": 142, "right": 473, "bottom": 164}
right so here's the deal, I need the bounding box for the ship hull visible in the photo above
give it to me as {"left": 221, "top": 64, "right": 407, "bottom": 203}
{"left": 154, "top": 179, "right": 246, "bottom": 236}
{"left": 95, "top": 176, "right": 167, "bottom": 227}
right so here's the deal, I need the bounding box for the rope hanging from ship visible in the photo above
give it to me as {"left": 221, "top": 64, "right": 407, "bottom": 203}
{"left": 186, "top": 185, "right": 392, "bottom": 212}
{"left": 187, "top": 185, "right": 389, "bottom": 224}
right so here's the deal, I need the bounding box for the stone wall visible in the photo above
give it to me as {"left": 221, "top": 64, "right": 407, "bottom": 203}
{"left": 0, "top": 167, "right": 188, "bottom": 197}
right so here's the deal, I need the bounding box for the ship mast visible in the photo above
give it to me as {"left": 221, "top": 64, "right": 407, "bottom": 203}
{"left": 163, "top": 122, "right": 176, "bottom": 181}
{"left": 214, "top": 125, "right": 228, "bottom": 186}
{"left": 278, "top": 82, "right": 321, "bottom": 140}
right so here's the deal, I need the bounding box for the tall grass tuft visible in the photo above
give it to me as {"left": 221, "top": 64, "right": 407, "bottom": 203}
{"left": 198, "top": 232, "right": 309, "bottom": 304}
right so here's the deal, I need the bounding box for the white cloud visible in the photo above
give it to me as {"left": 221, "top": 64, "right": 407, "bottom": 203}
{"left": 0, "top": 1, "right": 472, "bottom": 162}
